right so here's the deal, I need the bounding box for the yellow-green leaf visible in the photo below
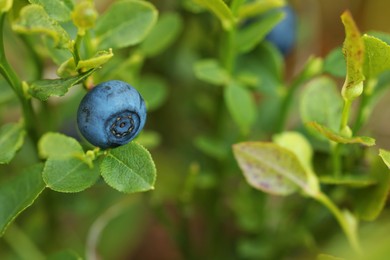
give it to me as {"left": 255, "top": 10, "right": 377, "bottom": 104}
{"left": 12, "top": 4, "right": 71, "bottom": 49}
{"left": 340, "top": 10, "right": 365, "bottom": 101}
{"left": 76, "top": 49, "right": 113, "bottom": 71}
{"left": 238, "top": 0, "right": 285, "bottom": 20}
{"left": 193, "top": 0, "right": 236, "bottom": 30}
{"left": 307, "top": 121, "right": 375, "bottom": 146}
{"left": 233, "top": 142, "right": 312, "bottom": 196}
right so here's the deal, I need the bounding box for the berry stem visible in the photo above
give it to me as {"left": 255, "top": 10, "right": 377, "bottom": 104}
{"left": 73, "top": 33, "right": 83, "bottom": 67}
{"left": 314, "top": 192, "right": 361, "bottom": 254}
{"left": 340, "top": 98, "right": 352, "bottom": 132}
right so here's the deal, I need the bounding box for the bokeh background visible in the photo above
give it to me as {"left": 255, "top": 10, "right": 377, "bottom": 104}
{"left": 1, "top": 0, "right": 390, "bottom": 259}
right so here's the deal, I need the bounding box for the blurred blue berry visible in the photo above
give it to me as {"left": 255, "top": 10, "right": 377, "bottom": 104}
{"left": 266, "top": 5, "right": 297, "bottom": 55}
{"left": 77, "top": 80, "right": 147, "bottom": 149}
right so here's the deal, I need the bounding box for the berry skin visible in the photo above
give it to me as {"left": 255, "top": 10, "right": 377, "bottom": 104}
{"left": 77, "top": 80, "right": 147, "bottom": 149}
{"left": 266, "top": 5, "right": 297, "bottom": 55}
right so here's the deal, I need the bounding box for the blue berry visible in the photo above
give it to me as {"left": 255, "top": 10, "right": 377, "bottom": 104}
{"left": 266, "top": 5, "right": 297, "bottom": 55}
{"left": 77, "top": 80, "right": 147, "bottom": 149}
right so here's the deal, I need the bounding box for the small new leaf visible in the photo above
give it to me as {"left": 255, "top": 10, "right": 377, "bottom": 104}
{"left": 29, "top": 69, "right": 96, "bottom": 101}
{"left": 307, "top": 122, "right": 375, "bottom": 146}
{"left": 224, "top": 81, "right": 256, "bottom": 134}
{"left": 100, "top": 142, "right": 156, "bottom": 193}
{"left": 194, "top": 59, "right": 230, "bottom": 86}
{"left": 0, "top": 122, "right": 26, "bottom": 164}
{"left": 340, "top": 10, "right": 365, "bottom": 101}
{"left": 233, "top": 142, "right": 312, "bottom": 196}
{"left": 76, "top": 49, "right": 113, "bottom": 71}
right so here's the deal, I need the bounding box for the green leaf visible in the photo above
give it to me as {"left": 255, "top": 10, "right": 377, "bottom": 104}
{"left": 29, "top": 0, "right": 73, "bottom": 22}
{"left": 272, "top": 132, "right": 319, "bottom": 194}
{"left": 38, "top": 132, "right": 83, "bottom": 159}
{"left": 353, "top": 153, "right": 390, "bottom": 221}
{"left": 194, "top": 59, "right": 230, "bottom": 86}
{"left": 236, "top": 10, "right": 284, "bottom": 53}
{"left": 138, "top": 75, "right": 168, "bottom": 111}
{"left": 94, "top": 0, "right": 158, "bottom": 50}
{"left": 340, "top": 11, "right": 365, "bottom": 101}
{"left": 140, "top": 13, "right": 183, "bottom": 57}
{"left": 307, "top": 122, "right": 375, "bottom": 146}
{"left": 29, "top": 69, "right": 95, "bottom": 101}
{"left": 273, "top": 132, "right": 313, "bottom": 173}
{"left": 192, "top": 0, "right": 236, "bottom": 30}
{"left": 323, "top": 47, "right": 346, "bottom": 78}
{"left": 0, "top": 164, "right": 45, "bottom": 236}
{"left": 43, "top": 157, "right": 100, "bottom": 193}
{"left": 39, "top": 133, "right": 99, "bottom": 192}
{"left": 100, "top": 142, "right": 156, "bottom": 193}
{"left": 363, "top": 35, "right": 390, "bottom": 79}
{"left": 233, "top": 142, "right": 312, "bottom": 196}
{"left": 238, "top": 0, "right": 285, "bottom": 19}
{"left": 224, "top": 81, "right": 257, "bottom": 133}
{"left": 366, "top": 31, "right": 390, "bottom": 45}
{"left": 12, "top": 4, "right": 71, "bottom": 48}
{"left": 194, "top": 135, "right": 229, "bottom": 160}
{"left": 300, "top": 76, "right": 343, "bottom": 133}
{"left": 0, "top": 122, "right": 26, "bottom": 164}
{"left": 320, "top": 175, "right": 376, "bottom": 188}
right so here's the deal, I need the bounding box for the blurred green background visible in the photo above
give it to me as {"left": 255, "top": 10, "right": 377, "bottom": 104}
{"left": 1, "top": 0, "right": 390, "bottom": 259}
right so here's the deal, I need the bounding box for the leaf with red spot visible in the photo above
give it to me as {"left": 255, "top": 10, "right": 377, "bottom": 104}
{"left": 233, "top": 142, "right": 314, "bottom": 196}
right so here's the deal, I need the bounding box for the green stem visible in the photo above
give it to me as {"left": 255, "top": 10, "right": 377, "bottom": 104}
{"left": 0, "top": 13, "right": 38, "bottom": 143}
{"left": 73, "top": 34, "right": 83, "bottom": 66}
{"left": 221, "top": 29, "right": 236, "bottom": 74}
{"left": 84, "top": 30, "right": 94, "bottom": 58}
{"left": 353, "top": 79, "right": 376, "bottom": 133}
{"left": 340, "top": 99, "right": 352, "bottom": 132}
{"left": 314, "top": 192, "right": 361, "bottom": 254}
{"left": 3, "top": 224, "right": 45, "bottom": 260}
